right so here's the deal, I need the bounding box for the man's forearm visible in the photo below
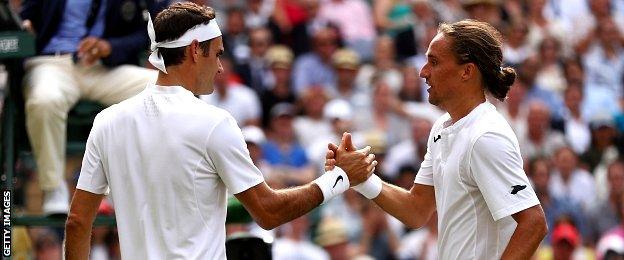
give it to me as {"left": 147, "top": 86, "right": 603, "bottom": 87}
{"left": 372, "top": 183, "right": 435, "bottom": 229}
{"left": 65, "top": 218, "right": 94, "bottom": 260}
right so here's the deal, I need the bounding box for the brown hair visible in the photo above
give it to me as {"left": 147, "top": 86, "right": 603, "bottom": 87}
{"left": 153, "top": 2, "right": 217, "bottom": 67}
{"left": 438, "top": 20, "right": 516, "bottom": 101}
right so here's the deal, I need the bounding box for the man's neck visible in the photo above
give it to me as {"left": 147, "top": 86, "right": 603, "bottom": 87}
{"left": 444, "top": 92, "right": 486, "bottom": 124}
{"left": 156, "top": 69, "right": 197, "bottom": 94}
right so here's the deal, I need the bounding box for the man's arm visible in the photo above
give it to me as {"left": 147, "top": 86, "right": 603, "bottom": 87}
{"left": 236, "top": 133, "right": 376, "bottom": 229}
{"left": 371, "top": 183, "right": 436, "bottom": 229}
{"left": 234, "top": 182, "right": 322, "bottom": 229}
{"left": 65, "top": 189, "right": 105, "bottom": 260}
{"left": 501, "top": 205, "right": 548, "bottom": 260}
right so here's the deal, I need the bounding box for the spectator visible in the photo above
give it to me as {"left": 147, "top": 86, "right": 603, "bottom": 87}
{"left": 535, "top": 37, "right": 566, "bottom": 95}
{"left": 328, "top": 48, "right": 367, "bottom": 103}
{"left": 236, "top": 27, "right": 274, "bottom": 93}
{"left": 307, "top": 99, "right": 355, "bottom": 172}
{"left": 563, "top": 84, "right": 591, "bottom": 155}
{"left": 394, "top": 0, "right": 439, "bottom": 61}
{"left": 581, "top": 113, "right": 621, "bottom": 196}
{"left": 588, "top": 160, "right": 624, "bottom": 245}
{"left": 200, "top": 57, "right": 262, "bottom": 126}
{"left": 260, "top": 45, "right": 297, "bottom": 127}
{"left": 382, "top": 116, "right": 432, "bottom": 179}
{"left": 524, "top": 0, "right": 568, "bottom": 55}
{"left": 222, "top": 6, "right": 250, "bottom": 65}
{"left": 19, "top": 0, "right": 164, "bottom": 215}
{"left": 318, "top": 0, "right": 376, "bottom": 61}
{"left": 502, "top": 21, "right": 531, "bottom": 67}
{"left": 460, "top": 0, "right": 502, "bottom": 28}
{"left": 551, "top": 221, "right": 582, "bottom": 260}
{"left": 245, "top": 0, "right": 275, "bottom": 29}
{"left": 529, "top": 157, "right": 588, "bottom": 243}
{"left": 293, "top": 86, "right": 332, "bottom": 148}
{"left": 596, "top": 234, "right": 624, "bottom": 260}
{"left": 356, "top": 36, "right": 403, "bottom": 94}
{"left": 262, "top": 103, "right": 315, "bottom": 185}
{"left": 517, "top": 56, "right": 566, "bottom": 120}
{"left": 398, "top": 66, "right": 424, "bottom": 102}
{"left": 292, "top": 27, "right": 339, "bottom": 95}
{"left": 518, "top": 100, "right": 566, "bottom": 159}
{"left": 549, "top": 146, "right": 597, "bottom": 213}
{"left": 272, "top": 215, "right": 330, "bottom": 260}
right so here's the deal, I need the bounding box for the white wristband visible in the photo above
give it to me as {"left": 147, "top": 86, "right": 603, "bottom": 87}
{"left": 313, "top": 167, "right": 349, "bottom": 204}
{"left": 353, "top": 174, "right": 383, "bottom": 199}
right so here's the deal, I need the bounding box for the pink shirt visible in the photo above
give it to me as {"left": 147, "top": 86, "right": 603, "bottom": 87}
{"left": 318, "top": 0, "right": 376, "bottom": 41}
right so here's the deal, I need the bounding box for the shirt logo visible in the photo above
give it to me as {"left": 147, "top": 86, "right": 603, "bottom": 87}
{"left": 510, "top": 185, "right": 527, "bottom": 194}
{"left": 333, "top": 175, "right": 344, "bottom": 188}
{"left": 433, "top": 135, "right": 441, "bottom": 143}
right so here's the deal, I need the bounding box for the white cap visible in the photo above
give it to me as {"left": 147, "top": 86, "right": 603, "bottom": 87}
{"left": 323, "top": 99, "right": 353, "bottom": 121}
{"left": 241, "top": 126, "right": 266, "bottom": 145}
{"left": 597, "top": 234, "right": 624, "bottom": 258}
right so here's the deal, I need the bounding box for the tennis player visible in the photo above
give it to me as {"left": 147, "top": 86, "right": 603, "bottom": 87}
{"left": 64, "top": 3, "right": 376, "bottom": 259}
{"left": 328, "top": 20, "right": 548, "bottom": 259}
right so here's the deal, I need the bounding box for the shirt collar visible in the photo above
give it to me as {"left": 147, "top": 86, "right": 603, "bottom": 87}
{"left": 441, "top": 101, "right": 495, "bottom": 134}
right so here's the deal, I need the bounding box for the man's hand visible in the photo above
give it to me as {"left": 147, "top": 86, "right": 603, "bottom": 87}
{"left": 77, "top": 37, "right": 112, "bottom": 66}
{"left": 326, "top": 132, "right": 377, "bottom": 186}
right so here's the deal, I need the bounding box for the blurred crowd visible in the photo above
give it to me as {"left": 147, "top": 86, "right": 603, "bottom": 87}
{"left": 4, "top": 0, "right": 624, "bottom": 259}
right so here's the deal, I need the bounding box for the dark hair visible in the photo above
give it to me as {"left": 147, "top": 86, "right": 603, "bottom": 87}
{"left": 153, "top": 2, "right": 217, "bottom": 67}
{"left": 438, "top": 20, "right": 516, "bottom": 101}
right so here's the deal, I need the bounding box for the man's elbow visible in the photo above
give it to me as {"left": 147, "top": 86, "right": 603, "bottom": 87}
{"left": 65, "top": 213, "right": 91, "bottom": 234}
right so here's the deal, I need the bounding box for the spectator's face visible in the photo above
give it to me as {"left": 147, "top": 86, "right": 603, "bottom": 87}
{"left": 213, "top": 57, "right": 231, "bottom": 92}
{"left": 555, "top": 148, "right": 578, "bottom": 176}
{"left": 527, "top": 103, "right": 550, "bottom": 135}
{"left": 465, "top": 3, "right": 500, "bottom": 25}
{"left": 506, "top": 81, "right": 526, "bottom": 109}
{"left": 539, "top": 38, "right": 560, "bottom": 63}
{"left": 507, "top": 23, "right": 528, "bottom": 46}
{"left": 373, "top": 82, "right": 394, "bottom": 111}
{"left": 420, "top": 33, "right": 465, "bottom": 108}
{"left": 250, "top": 29, "right": 271, "bottom": 57}
{"left": 227, "top": 11, "right": 246, "bottom": 34}
{"left": 412, "top": 118, "right": 433, "bottom": 145}
{"left": 590, "top": 0, "right": 610, "bottom": 16}
{"left": 314, "top": 30, "right": 338, "bottom": 60}
{"left": 553, "top": 240, "right": 576, "bottom": 260}
{"left": 531, "top": 160, "right": 550, "bottom": 192}
{"left": 528, "top": 0, "right": 546, "bottom": 15}
{"left": 374, "top": 37, "right": 396, "bottom": 63}
{"left": 564, "top": 86, "right": 583, "bottom": 112}
{"left": 336, "top": 68, "right": 358, "bottom": 87}
{"left": 564, "top": 61, "right": 584, "bottom": 85}
{"left": 301, "top": 88, "right": 327, "bottom": 117}
{"left": 272, "top": 67, "right": 291, "bottom": 85}
{"left": 599, "top": 19, "right": 621, "bottom": 46}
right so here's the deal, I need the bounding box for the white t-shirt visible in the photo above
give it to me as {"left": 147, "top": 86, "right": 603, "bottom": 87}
{"left": 77, "top": 85, "right": 264, "bottom": 259}
{"left": 200, "top": 83, "right": 261, "bottom": 126}
{"left": 414, "top": 101, "right": 540, "bottom": 259}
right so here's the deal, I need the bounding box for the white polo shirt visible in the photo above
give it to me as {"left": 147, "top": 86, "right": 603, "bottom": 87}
{"left": 414, "top": 101, "right": 540, "bottom": 259}
{"left": 77, "top": 85, "right": 264, "bottom": 259}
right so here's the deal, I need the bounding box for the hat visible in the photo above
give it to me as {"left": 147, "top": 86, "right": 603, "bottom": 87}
{"left": 332, "top": 48, "right": 360, "bottom": 70}
{"left": 241, "top": 126, "right": 266, "bottom": 145}
{"left": 552, "top": 223, "right": 580, "bottom": 247}
{"left": 590, "top": 112, "right": 616, "bottom": 130}
{"left": 597, "top": 234, "right": 624, "bottom": 258}
{"left": 266, "top": 45, "right": 294, "bottom": 69}
{"left": 461, "top": 0, "right": 501, "bottom": 6}
{"left": 315, "top": 217, "right": 348, "bottom": 247}
{"left": 270, "top": 103, "right": 296, "bottom": 118}
{"left": 324, "top": 99, "right": 353, "bottom": 121}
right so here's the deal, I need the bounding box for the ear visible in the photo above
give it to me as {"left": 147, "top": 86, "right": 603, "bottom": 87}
{"left": 461, "top": 63, "right": 477, "bottom": 81}
{"left": 188, "top": 40, "right": 200, "bottom": 63}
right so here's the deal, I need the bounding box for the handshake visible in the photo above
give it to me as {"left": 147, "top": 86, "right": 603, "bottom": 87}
{"left": 313, "top": 132, "right": 384, "bottom": 204}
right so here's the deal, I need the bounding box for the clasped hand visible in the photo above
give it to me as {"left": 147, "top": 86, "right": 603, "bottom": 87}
{"left": 325, "top": 132, "right": 377, "bottom": 186}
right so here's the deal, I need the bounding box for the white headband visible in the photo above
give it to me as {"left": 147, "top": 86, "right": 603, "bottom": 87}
{"left": 147, "top": 14, "right": 222, "bottom": 73}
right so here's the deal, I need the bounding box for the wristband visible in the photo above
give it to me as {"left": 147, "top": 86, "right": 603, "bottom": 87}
{"left": 313, "top": 167, "right": 349, "bottom": 204}
{"left": 353, "top": 174, "right": 383, "bottom": 199}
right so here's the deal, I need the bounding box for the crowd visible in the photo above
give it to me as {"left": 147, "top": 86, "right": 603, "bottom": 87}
{"left": 3, "top": 0, "right": 624, "bottom": 259}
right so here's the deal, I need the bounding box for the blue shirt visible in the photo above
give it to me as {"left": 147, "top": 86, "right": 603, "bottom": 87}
{"left": 261, "top": 140, "right": 309, "bottom": 168}
{"left": 42, "top": 0, "right": 107, "bottom": 54}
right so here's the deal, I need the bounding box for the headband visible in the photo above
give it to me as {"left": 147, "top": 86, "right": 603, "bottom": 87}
{"left": 147, "top": 14, "right": 222, "bottom": 73}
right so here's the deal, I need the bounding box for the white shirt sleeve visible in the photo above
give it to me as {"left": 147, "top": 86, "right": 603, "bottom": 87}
{"left": 470, "top": 132, "right": 540, "bottom": 221}
{"left": 206, "top": 116, "right": 265, "bottom": 194}
{"left": 76, "top": 114, "right": 109, "bottom": 195}
{"left": 414, "top": 136, "right": 434, "bottom": 186}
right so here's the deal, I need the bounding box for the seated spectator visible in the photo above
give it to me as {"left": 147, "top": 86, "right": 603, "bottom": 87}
{"left": 235, "top": 27, "right": 273, "bottom": 93}
{"left": 328, "top": 48, "right": 370, "bottom": 109}
{"left": 318, "top": 0, "right": 376, "bottom": 61}
{"left": 581, "top": 113, "right": 621, "bottom": 199}
{"left": 562, "top": 84, "right": 591, "bottom": 155}
{"left": 552, "top": 221, "right": 582, "bottom": 260}
{"left": 588, "top": 160, "right": 624, "bottom": 245}
{"left": 502, "top": 21, "right": 531, "bottom": 67}
{"left": 535, "top": 37, "right": 567, "bottom": 95}
{"left": 273, "top": 215, "right": 330, "bottom": 260}
{"left": 397, "top": 212, "right": 438, "bottom": 260}
{"left": 222, "top": 6, "right": 250, "bottom": 65}
{"left": 293, "top": 87, "right": 332, "bottom": 147}
{"left": 549, "top": 146, "right": 597, "bottom": 213}
{"left": 200, "top": 57, "right": 261, "bottom": 126}
{"left": 518, "top": 56, "right": 566, "bottom": 120}
{"left": 595, "top": 191, "right": 624, "bottom": 260}
{"left": 383, "top": 116, "right": 432, "bottom": 179}
{"left": 518, "top": 100, "right": 566, "bottom": 159}
{"left": 307, "top": 99, "right": 355, "bottom": 172}
{"left": 356, "top": 36, "right": 403, "bottom": 94}
{"left": 262, "top": 103, "right": 315, "bottom": 185}
{"left": 260, "top": 45, "right": 297, "bottom": 127}
{"left": 529, "top": 157, "right": 588, "bottom": 243}
{"left": 292, "top": 27, "right": 339, "bottom": 95}
{"left": 596, "top": 234, "right": 624, "bottom": 260}
{"left": 20, "top": 0, "right": 164, "bottom": 215}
